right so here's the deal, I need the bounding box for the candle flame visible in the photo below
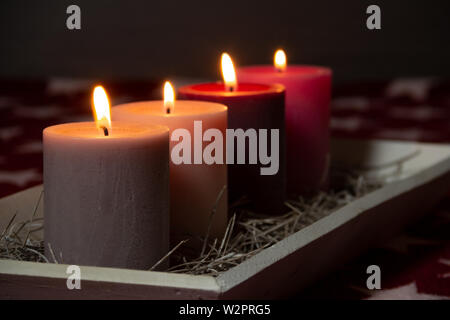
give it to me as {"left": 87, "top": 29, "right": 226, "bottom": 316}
{"left": 274, "top": 49, "right": 287, "bottom": 72}
{"left": 163, "top": 81, "right": 175, "bottom": 114}
{"left": 92, "top": 85, "right": 111, "bottom": 136}
{"left": 221, "top": 53, "right": 237, "bottom": 91}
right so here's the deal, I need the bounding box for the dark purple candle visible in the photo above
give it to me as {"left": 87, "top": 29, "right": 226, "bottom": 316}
{"left": 179, "top": 69, "right": 286, "bottom": 213}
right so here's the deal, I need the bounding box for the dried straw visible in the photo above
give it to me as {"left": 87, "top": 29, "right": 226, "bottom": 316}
{"left": 0, "top": 168, "right": 387, "bottom": 276}
{"left": 0, "top": 191, "right": 46, "bottom": 263}
{"left": 167, "top": 168, "right": 384, "bottom": 275}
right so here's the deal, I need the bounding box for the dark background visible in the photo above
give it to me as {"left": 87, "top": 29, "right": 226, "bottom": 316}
{"left": 1, "top": 0, "right": 450, "bottom": 83}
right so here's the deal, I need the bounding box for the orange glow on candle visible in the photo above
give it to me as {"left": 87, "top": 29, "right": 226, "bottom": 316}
{"left": 221, "top": 53, "right": 237, "bottom": 91}
{"left": 274, "top": 49, "right": 287, "bottom": 72}
{"left": 164, "top": 81, "right": 175, "bottom": 114}
{"left": 92, "top": 85, "right": 112, "bottom": 136}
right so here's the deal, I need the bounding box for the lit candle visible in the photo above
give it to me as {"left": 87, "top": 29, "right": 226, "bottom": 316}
{"left": 43, "top": 86, "right": 170, "bottom": 269}
{"left": 178, "top": 53, "right": 286, "bottom": 213}
{"left": 112, "top": 82, "right": 228, "bottom": 246}
{"left": 237, "top": 49, "right": 332, "bottom": 195}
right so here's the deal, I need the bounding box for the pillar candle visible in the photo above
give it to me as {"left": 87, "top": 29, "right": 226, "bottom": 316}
{"left": 178, "top": 54, "right": 286, "bottom": 213}
{"left": 112, "top": 96, "right": 228, "bottom": 246}
{"left": 237, "top": 50, "right": 332, "bottom": 195}
{"left": 44, "top": 121, "right": 170, "bottom": 269}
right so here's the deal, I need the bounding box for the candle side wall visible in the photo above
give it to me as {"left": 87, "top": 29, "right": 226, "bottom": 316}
{"left": 43, "top": 124, "right": 170, "bottom": 270}
{"left": 178, "top": 87, "right": 287, "bottom": 213}
{"left": 238, "top": 67, "right": 332, "bottom": 195}
{"left": 112, "top": 102, "right": 228, "bottom": 247}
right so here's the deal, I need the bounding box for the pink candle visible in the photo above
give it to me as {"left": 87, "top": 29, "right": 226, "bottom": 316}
{"left": 113, "top": 82, "right": 228, "bottom": 247}
{"left": 237, "top": 50, "right": 332, "bottom": 195}
{"left": 178, "top": 54, "right": 286, "bottom": 213}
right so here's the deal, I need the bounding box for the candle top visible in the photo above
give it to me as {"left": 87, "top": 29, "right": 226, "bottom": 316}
{"left": 113, "top": 100, "right": 227, "bottom": 117}
{"left": 238, "top": 65, "right": 331, "bottom": 78}
{"left": 178, "top": 82, "right": 284, "bottom": 98}
{"left": 44, "top": 121, "right": 168, "bottom": 140}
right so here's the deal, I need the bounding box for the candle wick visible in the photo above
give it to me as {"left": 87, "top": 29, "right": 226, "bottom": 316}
{"left": 228, "top": 86, "right": 235, "bottom": 92}
{"left": 102, "top": 126, "right": 109, "bottom": 136}
{"left": 166, "top": 107, "right": 171, "bottom": 114}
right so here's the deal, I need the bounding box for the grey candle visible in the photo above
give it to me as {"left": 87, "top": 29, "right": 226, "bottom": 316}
{"left": 43, "top": 87, "right": 170, "bottom": 269}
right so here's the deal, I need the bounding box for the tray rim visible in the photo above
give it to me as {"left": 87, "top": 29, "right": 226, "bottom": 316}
{"left": 217, "top": 141, "right": 450, "bottom": 292}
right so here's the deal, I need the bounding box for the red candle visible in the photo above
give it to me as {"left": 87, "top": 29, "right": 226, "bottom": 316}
{"left": 237, "top": 50, "right": 332, "bottom": 195}
{"left": 178, "top": 53, "right": 286, "bottom": 213}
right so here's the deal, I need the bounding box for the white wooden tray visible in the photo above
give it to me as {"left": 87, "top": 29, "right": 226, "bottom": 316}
{"left": 1, "top": 138, "right": 450, "bottom": 299}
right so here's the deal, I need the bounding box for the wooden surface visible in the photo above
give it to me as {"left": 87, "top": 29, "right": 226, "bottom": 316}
{"left": 220, "top": 172, "right": 450, "bottom": 298}
{"left": 0, "top": 260, "right": 220, "bottom": 300}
